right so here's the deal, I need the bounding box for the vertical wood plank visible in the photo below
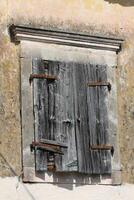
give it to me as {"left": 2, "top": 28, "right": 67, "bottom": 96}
{"left": 21, "top": 57, "right": 35, "bottom": 169}
{"left": 65, "top": 62, "right": 78, "bottom": 171}
{"left": 54, "top": 61, "right": 66, "bottom": 171}
{"left": 55, "top": 62, "right": 78, "bottom": 172}
{"left": 87, "top": 64, "right": 111, "bottom": 174}
{"left": 33, "top": 58, "right": 48, "bottom": 171}
{"left": 87, "top": 64, "right": 101, "bottom": 174}
{"left": 97, "top": 65, "right": 111, "bottom": 174}
{"left": 74, "top": 63, "right": 92, "bottom": 174}
{"left": 47, "top": 61, "right": 56, "bottom": 170}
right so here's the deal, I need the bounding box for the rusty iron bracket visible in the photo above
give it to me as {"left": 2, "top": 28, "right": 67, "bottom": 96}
{"left": 87, "top": 81, "right": 111, "bottom": 91}
{"left": 29, "top": 74, "right": 58, "bottom": 84}
{"left": 40, "top": 139, "right": 68, "bottom": 148}
{"left": 90, "top": 145, "right": 114, "bottom": 156}
{"left": 30, "top": 141, "right": 64, "bottom": 155}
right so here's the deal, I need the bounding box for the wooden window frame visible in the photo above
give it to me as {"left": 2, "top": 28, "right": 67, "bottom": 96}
{"left": 10, "top": 25, "right": 123, "bottom": 185}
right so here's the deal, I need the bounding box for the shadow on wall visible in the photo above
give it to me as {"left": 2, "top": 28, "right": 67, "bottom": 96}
{"left": 35, "top": 171, "right": 110, "bottom": 190}
{"left": 105, "top": 0, "right": 134, "bottom": 6}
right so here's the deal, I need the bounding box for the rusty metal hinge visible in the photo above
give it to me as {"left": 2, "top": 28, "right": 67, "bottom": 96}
{"left": 90, "top": 145, "right": 114, "bottom": 156}
{"left": 87, "top": 81, "right": 111, "bottom": 91}
{"left": 29, "top": 74, "right": 58, "bottom": 84}
{"left": 30, "top": 141, "right": 64, "bottom": 155}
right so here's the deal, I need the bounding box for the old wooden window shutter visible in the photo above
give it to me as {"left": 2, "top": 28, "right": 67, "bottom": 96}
{"left": 30, "top": 58, "right": 112, "bottom": 174}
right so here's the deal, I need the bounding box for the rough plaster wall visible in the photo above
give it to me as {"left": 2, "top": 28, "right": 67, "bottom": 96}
{"left": 0, "top": 0, "right": 21, "bottom": 177}
{"left": 0, "top": 0, "right": 134, "bottom": 183}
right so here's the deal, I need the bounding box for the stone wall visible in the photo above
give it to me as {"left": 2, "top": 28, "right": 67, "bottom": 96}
{"left": 0, "top": 0, "right": 134, "bottom": 183}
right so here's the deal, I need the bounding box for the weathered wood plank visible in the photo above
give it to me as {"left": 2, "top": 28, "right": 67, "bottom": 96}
{"left": 55, "top": 62, "right": 78, "bottom": 172}
{"left": 33, "top": 58, "right": 48, "bottom": 171}
{"left": 97, "top": 65, "right": 111, "bottom": 174}
{"left": 87, "top": 64, "right": 111, "bottom": 174}
{"left": 33, "top": 59, "right": 111, "bottom": 174}
{"left": 54, "top": 61, "right": 65, "bottom": 171}
{"left": 65, "top": 62, "right": 78, "bottom": 171}
{"left": 74, "top": 63, "right": 92, "bottom": 174}
{"left": 21, "top": 58, "right": 35, "bottom": 169}
{"left": 47, "top": 61, "right": 56, "bottom": 170}
{"left": 33, "top": 60, "right": 78, "bottom": 172}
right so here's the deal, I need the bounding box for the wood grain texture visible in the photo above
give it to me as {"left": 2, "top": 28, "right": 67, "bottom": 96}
{"left": 87, "top": 64, "right": 111, "bottom": 174}
{"left": 54, "top": 61, "right": 78, "bottom": 172}
{"left": 33, "top": 58, "right": 48, "bottom": 171}
{"left": 33, "top": 59, "right": 111, "bottom": 174}
{"left": 33, "top": 59, "right": 78, "bottom": 172}
{"left": 74, "top": 63, "right": 92, "bottom": 174}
